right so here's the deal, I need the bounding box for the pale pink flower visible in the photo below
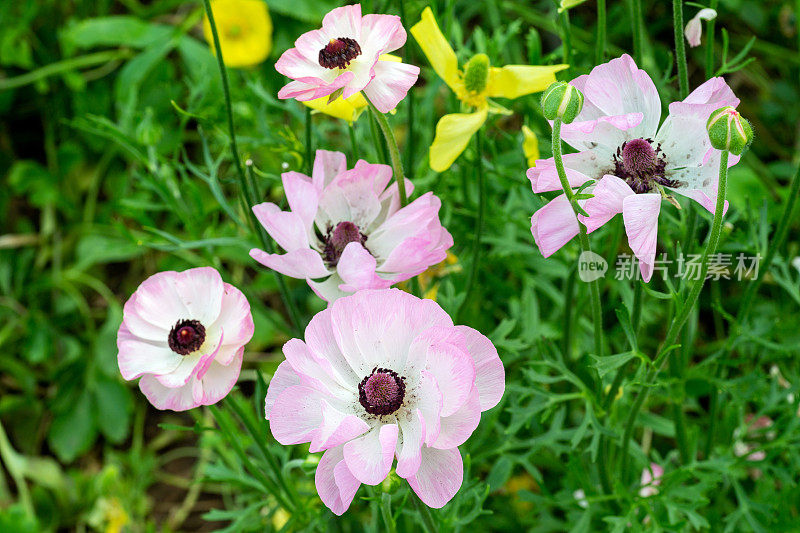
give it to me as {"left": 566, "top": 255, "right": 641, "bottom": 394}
{"left": 264, "top": 289, "right": 505, "bottom": 514}
{"left": 117, "top": 267, "right": 254, "bottom": 411}
{"left": 638, "top": 463, "right": 664, "bottom": 498}
{"left": 250, "top": 150, "right": 453, "bottom": 302}
{"left": 528, "top": 54, "right": 740, "bottom": 281}
{"left": 275, "top": 4, "right": 419, "bottom": 113}
{"left": 685, "top": 8, "right": 717, "bottom": 48}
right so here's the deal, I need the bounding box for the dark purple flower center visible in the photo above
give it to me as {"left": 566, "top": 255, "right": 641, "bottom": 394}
{"left": 613, "top": 138, "right": 677, "bottom": 194}
{"left": 323, "top": 221, "right": 367, "bottom": 267}
{"left": 319, "top": 37, "right": 362, "bottom": 69}
{"left": 168, "top": 319, "right": 205, "bottom": 355}
{"left": 358, "top": 367, "right": 406, "bottom": 416}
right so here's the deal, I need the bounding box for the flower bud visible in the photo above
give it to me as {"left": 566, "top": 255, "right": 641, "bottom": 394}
{"left": 463, "top": 53, "right": 490, "bottom": 95}
{"left": 541, "top": 81, "right": 583, "bottom": 124}
{"left": 706, "top": 106, "right": 753, "bottom": 155}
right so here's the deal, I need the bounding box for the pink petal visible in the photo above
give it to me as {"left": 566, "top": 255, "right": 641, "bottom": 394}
{"left": 454, "top": 326, "right": 505, "bottom": 411}
{"left": 310, "top": 401, "right": 370, "bottom": 453}
{"left": 363, "top": 60, "right": 419, "bottom": 113}
{"left": 282, "top": 171, "right": 319, "bottom": 231}
{"left": 622, "top": 193, "right": 662, "bottom": 282}
{"left": 264, "top": 361, "right": 302, "bottom": 418}
{"left": 336, "top": 242, "right": 393, "bottom": 291}
{"left": 527, "top": 151, "right": 601, "bottom": 193}
{"left": 407, "top": 447, "right": 463, "bottom": 509}
{"left": 121, "top": 292, "right": 168, "bottom": 341}
{"left": 360, "top": 14, "right": 407, "bottom": 55}
{"left": 321, "top": 4, "right": 362, "bottom": 41}
{"left": 131, "top": 271, "right": 189, "bottom": 330}
{"left": 417, "top": 370, "right": 443, "bottom": 445}
{"left": 269, "top": 385, "right": 328, "bottom": 446}
{"left": 560, "top": 112, "right": 643, "bottom": 153}
{"left": 395, "top": 410, "right": 426, "bottom": 478}
{"left": 252, "top": 203, "right": 310, "bottom": 252}
{"left": 581, "top": 175, "right": 634, "bottom": 233}
{"left": 304, "top": 308, "right": 360, "bottom": 388}
{"left": 211, "top": 283, "right": 254, "bottom": 364}
{"left": 315, "top": 445, "right": 360, "bottom": 516}
{"left": 249, "top": 248, "right": 330, "bottom": 279}
{"left": 154, "top": 331, "right": 223, "bottom": 387}
{"left": 312, "top": 150, "right": 348, "bottom": 191}
{"left": 432, "top": 386, "right": 481, "bottom": 449}
{"left": 308, "top": 275, "right": 349, "bottom": 303}
{"left": 282, "top": 337, "right": 348, "bottom": 395}
{"left": 343, "top": 424, "right": 399, "bottom": 485}
{"left": 172, "top": 267, "right": 224, "bottom": 325}
{"left": 424, "top": 339, "right": 475, "bottom": 417}
{"left": 531, "top": 194, "right": 580, "bottom": 258}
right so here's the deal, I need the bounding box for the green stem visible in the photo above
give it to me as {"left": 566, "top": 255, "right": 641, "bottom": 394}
{"left": 399, "top": 0, "right": 415, "bottom": 182}
{"left": 673, "top": 0, "right": 689, "bottom": 98}
{"left": 349, "top": 122, "right": 360, "bottom": 160}
{"left": 457, "top": 129, "right": 486, "bottom": 322}
{"left": 380, "top": 493, "right": 397, "bottom": 533}
{"left": 559, "top": 9, "right": 573, "bottom": 78}
{"left": 562, "top": 265, "right": 577, "bottom": 358}
{"left": 595, "top": 0, "right": 607, "bottom": 64}
{"left": 0, "top": 50, "right": 132, "bottom": 90}
{"left": 705, "top": 0, "right": 719, "bottom": 79}
{"left": 619, "top": 150, "right": 730, "bottom": 480}
{"left": 366, "top": 99, "right": 408, "bottom": 206}
{"left": 552, "top": 119, "right": 604, "bottom": 358}
{"left": 305, "top": 107, "right": 314, "bottom": 175}
{"left": 413, "top": 496, "right": 439, "bottom": 533}
{"left": 631, "top": 0, "right": 644, "bottom": 65}
{"left": 202, "top": 0, "right": 302, "bottom": 335}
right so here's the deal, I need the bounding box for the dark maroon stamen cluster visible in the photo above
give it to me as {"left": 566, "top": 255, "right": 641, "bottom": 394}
{"left": 319, "top": 37, "right": 362, "bottom": 69}
{"left": 323, "top": 221, "right": 367, "bottom": 267}
{"left": 168, "top": 319, "right": 206, "bottom": 355}
{"left": 613, "top": 138, "right": 678, "bottom": 194}
{"left": 358, "top": 367, "right": 406, "bottom": 416}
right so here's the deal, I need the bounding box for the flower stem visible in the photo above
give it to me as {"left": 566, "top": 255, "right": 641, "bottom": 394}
{"left": 305, "top": 106, "right": 314, "bottom": 175}
{"left": 366, "top": 98, "right": 408, "bottom": 206}
{"left": 552, "top": 119, "right": 604, "bottom": 360}
{"left": 619, "top": 150, "right": 730, "bottom": 480}
{"left": 705, "top": 0, "right": 719, "bottom": 78}
{"left": 631, "top": 0, "right": 644, "bottom": 65}
{"left": 558, "top": 9, "right": 573, "bottom": 78}
{"left": 457, "top": 128, "right": 486, "bottom": 322}
{"left": 380, "top": 493, "right": 397, "bottom": 533}
{"left": 413, "top": 495, "right": 439, "bottom": 533}
{"left": 673, "top": 0, "right": 689, "bottom": 98}
{"left": 202, "top": 0, "right": 302, "bottom": 336}
{"left": 595, "top": 0, "right": 607, "bottom": 64}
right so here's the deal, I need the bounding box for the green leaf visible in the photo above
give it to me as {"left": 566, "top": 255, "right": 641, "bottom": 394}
{"left": 92, "top": 378, "right": 132, "bottom": 444}
{"left": 590, "top": 352, "right": 636, "bottom": 378}
{"left": 61, "top": 16, "right": 173, "bottom": 51}
{"left": 48, "top": 390, "right": 96, "bottom": 463}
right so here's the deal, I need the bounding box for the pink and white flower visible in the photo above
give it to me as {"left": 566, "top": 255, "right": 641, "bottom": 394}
{"left": 639, "top": 463, "right": 664, "bottom": 498}
{"left": 116, "top": 267, "right": 254, "bottom": 411}
{"left": 528, "top": 54, "right": 740, "bottom": 281}
{"left": 275, "top": 4, "right": 419, "bottom": 113}
{"left": 264, "top": 288, "right": 505, "bottom": 514}
{"left": 250, "top": 150, "right": 453, "bottom": 302}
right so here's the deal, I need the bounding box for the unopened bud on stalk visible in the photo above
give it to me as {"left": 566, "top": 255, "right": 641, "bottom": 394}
{"left": 541, "top": 81, "right": 583, "bottom": 124}
{"left": 707, "top": 106, "right": 753, "bottom": 155}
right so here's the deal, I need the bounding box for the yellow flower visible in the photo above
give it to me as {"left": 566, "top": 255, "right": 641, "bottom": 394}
{"left": 202, "top": 0, "right": 272, "bottom": 68}
{"left": 521, "top": 125, "right": 540, "bottom": 167}
{"left": 411, "top": 7, "right": 567, "bottom": 172}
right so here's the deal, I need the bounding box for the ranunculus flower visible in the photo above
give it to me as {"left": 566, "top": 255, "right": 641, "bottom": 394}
{"left": 275, "top": 4, "right": 419, "bottom": 113}
{"left": 264, "top": 289, "right": 505, "bottom": 514}
{"left": 117, "top": 267, "right": 254, "bottom": 411}
{"left": 202, "top": 0, "right": 272, "bottom": 68}
{"left": 250, "top": 150, "right": 453, "bottom": 302}
{"left": 528, "top": 54, "right": 740, "bottom": 281}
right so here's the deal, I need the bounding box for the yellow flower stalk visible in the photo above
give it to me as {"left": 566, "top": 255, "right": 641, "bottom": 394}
{"left": 202, "top": 0, "right": 272, "bottom": 68}
{"left": 411, "top": 7, "right": 567, "bottom": 172}
{"left": 521, "top": 125, "right": 540, "bottom": 167}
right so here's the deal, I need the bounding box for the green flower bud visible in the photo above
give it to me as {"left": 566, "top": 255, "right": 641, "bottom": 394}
{"left": 706, "top": 106, "right": 753, "bottom": 156}
{"left": 463, "top": 53, "right": 490, "bottom": 94}
{"left": 541, "top": 81, "right": 584, "bottom": 124}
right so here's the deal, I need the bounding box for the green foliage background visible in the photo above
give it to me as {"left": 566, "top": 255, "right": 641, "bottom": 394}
{"left": 1, "top": 0, "right": 799, "bottom": 531}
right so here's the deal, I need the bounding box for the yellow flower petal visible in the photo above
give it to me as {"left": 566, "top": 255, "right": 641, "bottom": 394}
{"left": 429, "top": 107, "right": 488, "bottom": 172}
{"left": 522, "top": 125, "right": 540, "bottom": 167}
{"left": 410, "top": 7, "right": 460, "bottom": 91}
{"left": 203, "top": 0, "right": 272, "bottom": 68}
{"left": 303, "top": 92, "right": 367, "bottom": 122}
{"left": 486, "top": 64, "right": 569, "bottom": 100}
